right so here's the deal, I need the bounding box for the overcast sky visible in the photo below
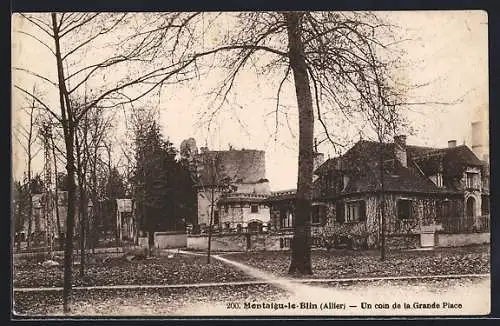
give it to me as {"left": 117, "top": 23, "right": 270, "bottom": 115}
{"left": 11, "top": 11, "right": 488, "bottom": 190}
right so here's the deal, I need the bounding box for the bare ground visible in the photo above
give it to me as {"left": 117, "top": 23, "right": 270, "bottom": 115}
{"left": 223, "top": 244, "right": 490, "bottom": 279}
{"left": 13, "top": 254, "right": 254, "bottom": 288}
{"left": 13, "top": 277, "right": 489, "bottom": 317}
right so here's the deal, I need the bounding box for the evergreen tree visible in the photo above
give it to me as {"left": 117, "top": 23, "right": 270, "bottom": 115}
{"left": 133, "top": 121, "right": 196, "bottom": 246}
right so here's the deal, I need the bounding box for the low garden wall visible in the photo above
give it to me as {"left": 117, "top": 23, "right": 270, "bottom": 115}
{"left": 436, "top": 232, "right": 490, "bottom": 247}
{"left": 386, "top": 234, "right": 421, "bottom": 249}
{"left": 153, "top": 231, "right": 187, "bottom": 249}
{"left": 187, "top": 233, "right": 294, "bottom": 251}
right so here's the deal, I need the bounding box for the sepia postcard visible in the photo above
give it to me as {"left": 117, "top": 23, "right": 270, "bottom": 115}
{"left": 11, "top": 10, "right": 490, "bottom": 318}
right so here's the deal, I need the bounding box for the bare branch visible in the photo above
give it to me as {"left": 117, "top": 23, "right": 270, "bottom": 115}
{"left": 14, "top": 30, "right": 55, "bottom": 55}
{"left": 14, "top": 85, "right": 62, "bottom": 123}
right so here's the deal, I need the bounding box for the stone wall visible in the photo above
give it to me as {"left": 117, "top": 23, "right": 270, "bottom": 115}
{"left": 153, "top": 232, "right": 187, "bottom": 249}
{"left": 187, "top": 232, "right": 293, "bottom": 251}
{"left": 386, "top": 234, "right": 420, "bottom": 249}
{"left": 248, "top": 233, "right": 293, "bottom": 251}
{"left": 187, "top": 234, "right": 247, "bottom": 251}
{"left": 436, "top": 232, "right": 490, "bottom": 247}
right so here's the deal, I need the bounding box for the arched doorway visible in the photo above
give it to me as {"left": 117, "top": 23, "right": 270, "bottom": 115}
{"left": 248, "top": 221, "right": 263, "bottom": 233}
{"left": 466, "top": 197, "right": 476, "bottom": 218}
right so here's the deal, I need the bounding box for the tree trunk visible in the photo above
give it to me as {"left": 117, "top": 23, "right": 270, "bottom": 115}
{"left": 26, "top": 106, "right": 34, "bottom": 250}
{"left": 26, "top": 174, "right": 32, "bottom": 250}
{"left": 285, "top": 12, "right": 314, "bottom": 275}
{"left": 207, "top": 186, "right": 215, "bottom": 264}
{"left": 62, "top": 143, "right": 76, "bottom": 313}
{"left": 78, "top": 190, "right": 86, "bottom": 276}
{"left": 51, "top": 135, "right": 62, "bottom": 248}
{"left": 379, "top": 142, "right": 386, "bottom": 260}
{"left": 51, "top": 12, "right": 76, "bottom": 313}
{"left": 75, "top": 132, "right": 87, "bottom": 277}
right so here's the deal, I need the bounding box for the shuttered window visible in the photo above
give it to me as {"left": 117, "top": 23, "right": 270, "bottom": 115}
{"left": 345, "top": 200, "right": 366, "bottom": 222}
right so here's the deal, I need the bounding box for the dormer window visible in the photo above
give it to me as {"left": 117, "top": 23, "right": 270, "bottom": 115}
{"left": 436, "top": 172, "right": 443, "bottom": 188}
{"left": 466, "top": 172, "right": 479, "bottom": 189}
{"left": 431, "top": 172, "right": 443, "bottom": 188}
{"left": 342, "top": 174, "right": 350, "bottom": 190}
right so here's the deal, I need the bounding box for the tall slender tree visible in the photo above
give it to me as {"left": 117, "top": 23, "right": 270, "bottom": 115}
{"left": 130, "top": 11, "right": 403, "bottom": 273}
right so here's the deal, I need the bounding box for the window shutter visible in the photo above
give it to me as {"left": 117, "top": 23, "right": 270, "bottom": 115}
{"left": 359, "top": 201, "right": 367, "bottom": 221}
{"left": 320, "top": 206, "right": 327, "bottom": 225}
{"left": 336, "top": 202, "right": 345, "bottom": 223}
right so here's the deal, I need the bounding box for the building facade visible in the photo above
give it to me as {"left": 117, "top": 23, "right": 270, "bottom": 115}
{"left": 185, "top": 135, "right": 489, "bottom": 250}
{"left": 313, "top": 136, "right": 490, "bottom": 248}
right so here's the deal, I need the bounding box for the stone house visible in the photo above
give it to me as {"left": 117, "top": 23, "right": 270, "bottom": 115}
{"left": 313, "top": 136, "right": 490, "bottom": 248}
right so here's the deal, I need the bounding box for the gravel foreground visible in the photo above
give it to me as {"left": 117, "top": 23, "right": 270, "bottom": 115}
{"left": 13, "top": 277, "right": 489, "bottom": 317}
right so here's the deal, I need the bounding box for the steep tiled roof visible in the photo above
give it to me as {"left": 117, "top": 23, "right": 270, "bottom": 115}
{"left": 316, "top": 140, "right": 482, "bottom": 196}
{"left": 342, "top": 164, "right": 448, "bottom": 194}
{"left": 315, "top": 140, "right": 395, "bottom": 175}
{"left": 409, "top": 145, "right": 484, "bottom": 177}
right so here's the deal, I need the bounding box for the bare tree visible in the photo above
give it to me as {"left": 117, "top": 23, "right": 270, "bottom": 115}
{"left": 132, "top": 11, "right": 404, "bottom": 274}
{"left": 13, "top": 12, "right": 205, "bottom": 312}
{"left": 13, "top": 88, "right": 42, "bottom": 249}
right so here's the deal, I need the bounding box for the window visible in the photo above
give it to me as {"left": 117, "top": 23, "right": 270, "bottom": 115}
{"left": 280, "top": 208, "right": 293, "bottom": 228}
{"left": 345, "top": 201, "right": 366, "bottom": 222}
{"left": 436, "top": 173, "right": 443, "bottom": 188}
{"left": 280, "top": 237, "right": 291, "bottom": 248}
{"left": 466, "top": 172, "right": 478, "bottom": 189}
{"left": 342, "top": 175, "right": 350, "bottom": 190}
{"left": 251, "top": 204, "right": 259, "bottom": 213}
{"left": 397, "top": 199, "right": 412, "bottom": 220}
{"left": 481, "top": 196, "right": 490, "bottom": 215}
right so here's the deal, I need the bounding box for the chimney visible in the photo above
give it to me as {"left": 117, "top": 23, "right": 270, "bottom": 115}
{"left": 448, "top": 140, "right": 456, "bottom": 148}
{"left": 313, "top": 138, "right": 324, "bottom": 171}
{"left": 313, "top": 152, "right": 325, "bottom": 172}
{"left": 394, "top": 135, "right": 407, "bottom": 167}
